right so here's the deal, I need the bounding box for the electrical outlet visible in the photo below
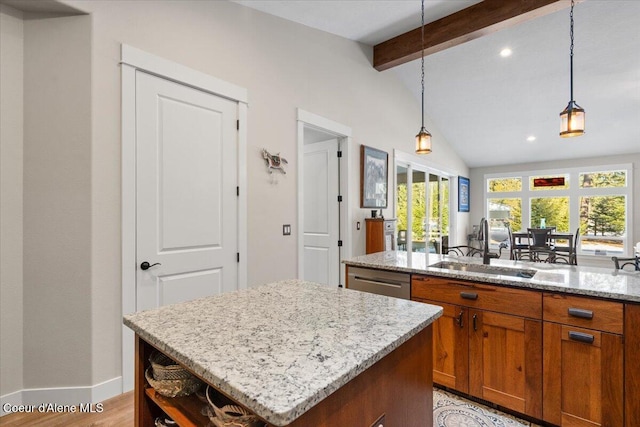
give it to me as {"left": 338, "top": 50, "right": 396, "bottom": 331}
{"left": 357, "top": 221, "right": 361, "bottom": 230}
{"left": 283, "top": 224, "right": 291, "bottom": 235}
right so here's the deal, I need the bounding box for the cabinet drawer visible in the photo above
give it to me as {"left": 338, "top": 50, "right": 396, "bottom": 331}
{"left": 543, "top": 293, "right": 623, "bottom": 334}
{"left": 412, "top": 275, "right": 541, "bottom": 319}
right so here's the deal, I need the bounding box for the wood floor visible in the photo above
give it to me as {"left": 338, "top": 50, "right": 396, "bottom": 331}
{"left": 0, "top": 392, "right": 133, "bottom": 427}
{"left": 0, "top": 389, "right": 538, "bottom": 426}
{"left": 0, "top": 390, "right": 539, "bottom": 427}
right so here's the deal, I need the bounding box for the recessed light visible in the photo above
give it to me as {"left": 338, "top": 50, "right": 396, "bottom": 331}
{"left": 500, "top": 48, "right": 512, "bottom": 58}
{"left": 527, "top": 135, "right": 536, "bottom": 142}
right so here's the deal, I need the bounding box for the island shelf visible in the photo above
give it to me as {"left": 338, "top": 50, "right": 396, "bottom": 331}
{"left": 135, "top": 336, "right": 212, "bottom": 427}
{"left": 144, "top": 387, "right": 209, "bottom": 427}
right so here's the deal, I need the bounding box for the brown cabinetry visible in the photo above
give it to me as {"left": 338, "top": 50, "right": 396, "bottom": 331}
{"left": 427, "top": 301, "right": 469, "bottom": 393}
{"left": 135, "top": 330, "right": 435, "bottom": 427}
{"left": 365, "top": 218, "right": 395, "bottom": 254}
{"left": 469, "top": 310, "right": 542, "bottom": 417}
{"left": 625, "top": 303, "right": 640, "bottom": 427}
{"left": 542, "top": 293, "right": 624, "bottom": 426}
{"left": 412, "top": 275, "right": 542, "bottom": 419}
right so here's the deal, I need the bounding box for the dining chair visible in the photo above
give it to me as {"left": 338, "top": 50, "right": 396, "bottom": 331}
{"left": 611, "top": 256, "right": 640, "bottom": 271}
{"left": 507, "top": 226, "right": 529, "bottom": 260}
{"left": 527, "top": 228, "right": 555, "bottom": 262}
{"left": 571, "top": 228, "right": 580, "bottom": 265}
{"left": 551, "top": 228, "right": 580, "bottom": 265}
{"left": 527, "top": 227, "right": 555, "bottom": 247}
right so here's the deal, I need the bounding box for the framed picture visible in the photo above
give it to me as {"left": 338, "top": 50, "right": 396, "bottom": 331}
{"left": 360, "top": 145, "right": 388, "bottom": 208}
{"left": 458, "top": 176, "right": 470, "bottom": 212}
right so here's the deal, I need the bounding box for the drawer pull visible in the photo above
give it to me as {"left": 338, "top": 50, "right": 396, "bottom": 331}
{"left": 568, "top": 308, "right": 593, "bottom": 319}
{"left": 568, "top": 331, "right": 595, "bottom": 344}
{"left": 460, "top": 292, "right": 478, "bottom": 300}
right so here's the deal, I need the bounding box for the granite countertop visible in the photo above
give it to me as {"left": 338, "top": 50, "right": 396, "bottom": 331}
{"left": 344, "top": 251, "right": 640, "bottom": 303}
{"left": 123, "top": 279, "right": 442, "bottom": 426}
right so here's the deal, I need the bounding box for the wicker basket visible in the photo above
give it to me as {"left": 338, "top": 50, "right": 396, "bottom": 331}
{"left": 145, "top": 367, "right": 203, "bottom": 398}
{"left": 149, "top": 351, "right": 193, "bottom": 381}
{"left": 205, "top": 385, "right": 265, "bottom": 427}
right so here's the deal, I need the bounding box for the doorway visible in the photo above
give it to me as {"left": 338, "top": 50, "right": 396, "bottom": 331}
{"left": 296, "top": 109, "right": 352, "bottom": 287}
{"left": 120, "top": 45, "right": 248, "bottom": 391}
{"left": 135, "top": 71, "right": 239, "bottom": 310}
{"left": 395, "top": 157, "right": 451, "bottom": 254}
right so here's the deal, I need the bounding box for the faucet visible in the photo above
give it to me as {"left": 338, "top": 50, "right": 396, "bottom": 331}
{"left": 479, "top": 217, "right": 497, "bottom": 265}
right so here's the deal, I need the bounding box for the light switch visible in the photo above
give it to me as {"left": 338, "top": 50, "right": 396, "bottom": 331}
{"left": 283, "top": 224, "right": 291, "bottom": 235}
{"left": 357, "top": 221, "right": 361, "bottom": 230}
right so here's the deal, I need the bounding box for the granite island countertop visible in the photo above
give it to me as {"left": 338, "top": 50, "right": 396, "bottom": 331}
{"left": 123, "top": 279, "right": 443, "bottom": 426}
{"left": 344, "top": 251, "right": 640, "bottom": 303}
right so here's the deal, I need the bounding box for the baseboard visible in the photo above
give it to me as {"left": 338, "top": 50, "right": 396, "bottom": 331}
{"left": 90, "top": 377, "right": 123, "bottom": 403}
{"left": 0, "top": 389, "right": 23, "bottom": 416}
{"left": 0, "top": 376, "right": 122, "bottom": 417}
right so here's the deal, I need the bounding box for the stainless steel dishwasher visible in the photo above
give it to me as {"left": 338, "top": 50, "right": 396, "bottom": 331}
{"left": 347, "top": 266, "right": 410, "bottom": 300}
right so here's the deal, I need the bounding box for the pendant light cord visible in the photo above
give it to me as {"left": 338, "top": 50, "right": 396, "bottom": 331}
{"left": 569, "top": 0, "right": 575, "bottom": 103}
{"left": 420, "top": 0, "right": 425, "bottom": 128}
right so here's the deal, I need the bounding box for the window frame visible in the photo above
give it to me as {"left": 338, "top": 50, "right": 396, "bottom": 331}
{"left": 484, "top": 164, "right": 634, "bottom": 257}
{"left": 394, "top": 150, "right": 456, "bottom": 253}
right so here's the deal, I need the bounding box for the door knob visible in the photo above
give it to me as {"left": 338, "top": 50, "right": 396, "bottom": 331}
{"left": 140, "top": 261, "right": 161, "bottom": 270}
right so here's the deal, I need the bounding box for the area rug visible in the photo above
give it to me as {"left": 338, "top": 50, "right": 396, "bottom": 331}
{"left": 433, "top": 389, "right": 532, "bottom": 427}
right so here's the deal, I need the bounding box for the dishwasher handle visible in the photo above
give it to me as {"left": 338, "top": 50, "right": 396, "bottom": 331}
{"left": 352, "top": 276, "right": 406, "bottom": 288}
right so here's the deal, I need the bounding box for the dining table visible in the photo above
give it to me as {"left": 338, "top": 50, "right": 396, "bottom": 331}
{"left": 511, "top": 230, "right": 576, "bottom": 264}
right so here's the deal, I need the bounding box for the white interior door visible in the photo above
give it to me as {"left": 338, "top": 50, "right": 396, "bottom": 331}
{"left": 303, "top": 139, "right": 339, "bottom": 285}
{"left": 136, "top": 71, "right": 238, "bottom": 310}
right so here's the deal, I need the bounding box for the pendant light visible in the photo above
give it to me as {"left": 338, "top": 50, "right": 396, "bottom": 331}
{"left": 415, "top": 0, "right": 432, "bottom": 154}
{"left": 559, "top": 0, "right": 585, "bottom": 137}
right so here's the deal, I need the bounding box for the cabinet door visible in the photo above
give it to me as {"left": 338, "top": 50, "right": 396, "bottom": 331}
{"left": 426, "top": 300, "right": 469, "bottom": 394}
{"left": 625, "top": 304, "right": 640, "bottom": 427}
{"left": 469, "top": 310, "right": 542, "bottom": 419}
{"left": 365, "top": 219, "right": 384, "bottom": 254}
{"left": 543, "top": 323, "right": 623, "bottom": 426}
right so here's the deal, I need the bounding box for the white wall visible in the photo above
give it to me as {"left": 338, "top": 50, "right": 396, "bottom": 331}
{"left": 469, "top": 153, "right": 640, "bottom": 266}
{"left": 61, "top": 0, "right": 468, "bottom": 388}
{"left": 22, "top": 12, "right": 93, "bottom": 389}
{"left": 0, "top": 3, "right": 24, "bottom": 398}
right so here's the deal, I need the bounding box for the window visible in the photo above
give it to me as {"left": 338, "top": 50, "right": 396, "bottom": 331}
{"left": 488, "top": 177, "right": 522, "bottom": 192}
{"left": 530, "top": 196, "right": 569, "bottom": 232}
{"left": 530, "top": 174, "right": 569, "bottom": 191}
{"left": 396, "top": 160, "right": 452, "bottom": 254}
{"left": 488, "top": 198, "right": 521, "bottom": 245}
{"left": 484, "top": 165, "right": 633, "bottom": 256}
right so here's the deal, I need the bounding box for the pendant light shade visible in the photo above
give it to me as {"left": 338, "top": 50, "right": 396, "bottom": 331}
{"left": 559, "top": 101, "right": 585, "bottom": 137}
{"left": 416, "top": 127, "right": 432, "bottom": 154}
{"left": 415, "top": 0, "right": 432, "bottom": 154}
{"left": 559, "top": 0, "right": 585, "bottom": 137}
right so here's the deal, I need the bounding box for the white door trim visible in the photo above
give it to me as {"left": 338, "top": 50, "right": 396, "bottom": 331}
{"left": 121, "top": 44, "right": 248, "bottom": 392}
{"left": 296, "top": 109, "right": 352, "bottom": 285}
{"left": 121, "top": 45, "right": 248, "bottom": 104}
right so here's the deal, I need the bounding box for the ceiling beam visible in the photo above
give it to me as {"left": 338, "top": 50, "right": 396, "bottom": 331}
{"left": 373, "top": 0, "right": 570, "bottom": 71}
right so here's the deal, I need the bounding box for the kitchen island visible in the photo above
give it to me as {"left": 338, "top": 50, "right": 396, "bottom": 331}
{"left": 344, "top": 251, "right": 640, "bottom": 426}
{"left": 124, "top": 279, "right": 443, "bottom": 427}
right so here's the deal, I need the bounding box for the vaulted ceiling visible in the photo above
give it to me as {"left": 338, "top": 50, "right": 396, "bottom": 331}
{"left": 233, "top": 0, "right": 640, "bottom": 168}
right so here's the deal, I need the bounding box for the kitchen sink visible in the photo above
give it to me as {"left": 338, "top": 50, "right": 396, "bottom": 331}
{"left": 429, "top": 261, "right": 537, "bottom": 279}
